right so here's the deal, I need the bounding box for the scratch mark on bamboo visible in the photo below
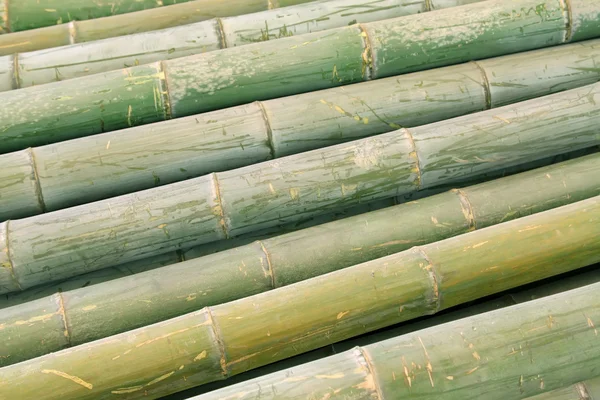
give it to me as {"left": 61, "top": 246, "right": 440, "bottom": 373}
{"left": 111, "top": 370, "right": 175, "bottom": 394}
{"left": 466, "top": 366, "right": 479, "bottom": 375}
{"left": 194, "top": 350, "right": 207, "bottom": 361}
{"left": 134, "top": 327, "right": 191, "bottom": 349}
{"left": 211, "top": 173, "right": 230, "bottom": 239}
{"left": 452, "top": 189, "right": 477, "bottom": 230}
{"left": 470, "top": 61, "right": 491, "bottom": 109}
{"left": 493, "top": 115, "right": 511, "bottom": 124}
{"left": 418, "top": 336, "right": 435, "bottom": 387}
{"left": 401, "top": 356, "right": 412, "bottom": 388}
{"left": 586, "top": 316, "right": 598, "bottom": 336}
{"left": 336, "top": 311, "right": 349, "bottom": 320}
{"left": 206, "top": 307, "right": 228, "bottom": 376}
{"left": 283, "top": 376, "right": 308, "bottom": 382}
{"left": 55, "top": 291, "right": 72, "bottom": 344}
{"left": 256, "top": 101, "right": 276, "bottom": 159}
{"left": 41, "top": 369, "right": 93, "bottom": 390}
{"left": 257, "top": 240, "right": 275, "bottom": 288}
{"left": 27, "top": 148, "right": 47, "bottom": 213}
{"left": 316, "top": 373, "right": 345, "bottom": 379}
{"left": 403, "top": 128, "right": 423, "bottom": 189}
{"left": 1, "top": 221, "right": 22, "bottom": 291}
{"left": 354, "top": 347, "right": 383, "bottom": 398}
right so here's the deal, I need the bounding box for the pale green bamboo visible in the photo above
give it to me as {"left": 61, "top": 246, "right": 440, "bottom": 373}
{"left": 0, "top": 0, "right": 483, "bottom": 90}
{"left": 1, "top": 0, "right": 599, "bottom": 155}
{"left": 1, "top": 81, "right": 599, "bottom": 295}
{"left": 0, "top": 195, "right": 598, "bottom": 399}
{"left": 2, "top": 39, "right": 600, "bottom": 220}
{"left": 1, "top": 151, "right": 598, "bottom": 367}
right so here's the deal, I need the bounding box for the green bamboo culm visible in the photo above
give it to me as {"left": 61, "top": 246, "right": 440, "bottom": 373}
{"left": 0, "top": 0, "right": 277, "bottom": 33}
{"left": 1, "top": 81, "right": 599, "bottom": 295}
{"left": 0, "top": 195, "right": 598, "bottom": 399}
{"left": 2, "top": 40, "right": 600, "bottom": 220}
{"left": 0, "top": 0, "right": 483, "bottom": 90}
{"left": 1, "top": 0, "right": 599, "bottom": 154}
{"left": 1, "top": 152, "right": 598, "bottom": 367}
{"left": 193, "top": 267, "right": 600, "bottom": 400}
{"left": 175, "top": 266, "right": 600, "bottom": 398}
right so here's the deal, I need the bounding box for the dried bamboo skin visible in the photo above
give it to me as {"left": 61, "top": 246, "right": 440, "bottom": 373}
{"left": 2, "top": 40, "right": 600, "bottom": 221}
{"left": 1, "top": 0, "right": 599, "bottom": 154}
{"left": 0, "top": 195, "right": 598, "bottom": 399}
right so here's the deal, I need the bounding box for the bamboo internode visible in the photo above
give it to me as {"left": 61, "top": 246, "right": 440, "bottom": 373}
{"left": 1, "top": 82, "right": 599, "bottom": 295}
{"left": 0, "top": 0, "right": 483, "bottom": 90}
{"left": 2, "top": 40, "right": 600, "bottom": 220}
{"left": 0, "top": 152, "right": 598, "bottom": 366}
{"left": 1, "top": 0, "right": 599, "bottom": 154}
{"left": 0, "top": 195, "right": 598, "bottom": 399}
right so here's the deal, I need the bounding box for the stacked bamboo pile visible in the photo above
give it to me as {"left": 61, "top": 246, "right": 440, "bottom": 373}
{"left": 0, "top": 0, "right": 599, "bottom": 399}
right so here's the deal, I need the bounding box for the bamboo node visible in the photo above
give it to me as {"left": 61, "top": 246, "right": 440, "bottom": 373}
{"left": 451, "top": 188, "right": 477, "bottom": 230}
{"left": 67, "top": 21, "right": 78, "bottom": 44}
{"left": 54, "top": 291, "right": 73, "bottom": 347}
{"left": 415, "top": 247, "right": 441, "bottom": 312}
{"left": 574, "top": 382, "right": 591, "bottom": 400}
{"left": 424, "top": 0, "right": 433, "bottom": 12}
{"left": 256, "top": 101, "right": 277, "bottom": 159}
{"left": 257, "top": 240, "right": 276, "bottom": 288}
{"left": 354, "top": 347, "right": 384, "bottom": 399}
{"left": 211, "top": 173, "right": 231, "bottom": 239}
{"left": 358, "top": 24, "right": 374, "bottom": 81}
{"left": 1, "top": 221, "right": 22, "bottom": 292}
{"left": 205, "top": 307, "right": 229, "bottom": 377}
{"left": 0, "top": 0, "right": 9, "bottom": 33}
{"left": 560, "top": 0, "right": 573, "bottom": 42}
{"left": 157, "top": 61, "right": 173, "bottom": 120}
{"left": 10, "top": 52, "right": 20, "bottom": 90}
{"left": 215, "top": 18, "right": 229, "bottom": 50}
{"left": 402, "top": 128, "right": 423, "bottom": 189}
{"left": 27, "top": 147, "right": 48, "bottom": 214}
{"left": 470, "top": 61, "right": 491, "bottom": 110}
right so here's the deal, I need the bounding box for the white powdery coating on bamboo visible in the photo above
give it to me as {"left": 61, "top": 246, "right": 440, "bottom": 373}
{"left": 570, "top": 0, "right": 600, "bottom": 39}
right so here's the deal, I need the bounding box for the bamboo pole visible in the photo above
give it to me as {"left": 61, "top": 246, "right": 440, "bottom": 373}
{"left": 1, "top": 0, "right": 599, "bottom": 154}
{"left": 3, "top": 40, "right": 600, "bottom": 220}
{"left": 0, "top": 151, "right": 598, "bottom": 367}
{"left": 0, "top": 0, "right": 289, "bottom": 33}
{"left": 1, "top": 82, "right": 599, "bottom": 295}
{"left": 192, "top": 263, "right": 600, "bottom": 400}
{"left": 0, "top": 0, "right": 321, "bottom": 55}
{"left": 0, "top": 146, "right": 595, "bottom": 311}
{"left": 173, "top": 265, "right": 600, "bottom": 397}
{"left": 0, "top": 195, "right": 598, "bottom": 399}
{"left": 0, "top": 0, "right": 484, "bottom": 90}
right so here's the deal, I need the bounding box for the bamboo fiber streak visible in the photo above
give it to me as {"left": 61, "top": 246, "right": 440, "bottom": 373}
{"left": 0, "top": 152, "right": 598, "bottom": 367}
{"left": 2, "top": 40, "right": 600, "bottom": 220}
{"left": 1, "top": 0, "right": 599, "bottom": 154}
{"left": 0, "top": 0, "right": 483, "bottom": 90}
{"left": 0, "top": 196, "right": 598, "bottom": 399}
{"left": 0, "top": 82, "right": 599, "bottom": 295}
{"left": 195, "top": 269, "right": 600, "bottom": 400}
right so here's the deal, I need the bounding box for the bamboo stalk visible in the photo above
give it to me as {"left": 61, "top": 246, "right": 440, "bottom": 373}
{"left": 0, "top": 151, "right": 598, "bottom": 367}
{"left": 0, "top": 0, "right": 280, "bottom": 33}
{"left": 0, "top": 0, "right": 484, "bottom": 90}
{"left": 0, "top": 147, "right": 595, "bottom": 311}
{"left": 3, "top": 40, "right": 600, "bottom": 220}
{"left": 0, "top": 0, "right": 321, "bottom": 55}
{"left": 1, "top": 0, "right": 598, "bottom": 154}
{"left": 0, "top": 195, "right": 598, "bottom": 399}
{"left": 191, "top": 263, "right": 600, "bottom": 400}
{"left": 171, "top": 265, "right": 600, "bottom": 398}
{"left": 1, "top": 82, "right": 599, "bottom": 295}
